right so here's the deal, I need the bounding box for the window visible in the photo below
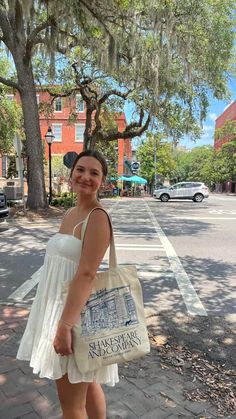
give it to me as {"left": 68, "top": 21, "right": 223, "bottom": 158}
{"left": 76, "top": 95, "right": 84, "bottom": 112}
{"left": 54, "top": 97, "right": 62, "bottom": 112}
{"left": 75, "top": 124, "right": 85, "bottom": 142}
{"left": 36, "top": 94, "right": 40, "bottom": 105}
{"left": 52, "top": 124, "right": 62, "bottom": 141}
{"left": 6, "top": 94, "right": 14, "bottom": 101}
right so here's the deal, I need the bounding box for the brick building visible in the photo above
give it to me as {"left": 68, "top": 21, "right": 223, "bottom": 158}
{"left": 0, "top": 90, "right": 132, "bottom": 191}
{"left": 214, "top": 100, "right": 236, "bottom": 193}
{"left": 214, "top": 101, "right": 236, "bottom": 149}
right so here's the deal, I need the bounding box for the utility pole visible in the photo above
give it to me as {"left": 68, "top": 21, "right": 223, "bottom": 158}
{"left": 154, "top": 138, "right": 157, "bottom": 189}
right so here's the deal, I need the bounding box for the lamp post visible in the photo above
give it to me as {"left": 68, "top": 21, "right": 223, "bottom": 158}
{"left": 173, "top": 137, "right": 180, "bottom": 183}
{"left": 45, "top": 127, "right": 55, "bottom": 204}
{"left": 154, "top": 138, "right": 157, "bottom": 189}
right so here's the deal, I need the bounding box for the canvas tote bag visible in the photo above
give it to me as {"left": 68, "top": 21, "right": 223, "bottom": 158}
{"left": 72, "top": 208, "right": 150, "bottom": 373}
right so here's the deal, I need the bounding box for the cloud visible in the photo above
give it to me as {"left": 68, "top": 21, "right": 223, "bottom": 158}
{"left": 202, "top": 125, "right": 214, "bottom": 134}
{"left": 209, "top": 113, "right": 217, "bottom": 122}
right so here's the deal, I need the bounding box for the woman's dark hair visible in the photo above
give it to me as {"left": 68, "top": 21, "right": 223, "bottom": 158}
{"left": 70, "top": 149, "right": 108, "bottom": 178}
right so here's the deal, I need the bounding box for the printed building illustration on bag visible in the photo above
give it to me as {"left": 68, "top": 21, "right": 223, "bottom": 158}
{"left": 81, "top": 285, "right": 138, "bottom": 336}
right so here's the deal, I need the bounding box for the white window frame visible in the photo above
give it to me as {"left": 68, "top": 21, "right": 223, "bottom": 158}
{"left": 6, "top": 94, "right": 14, "bottom": 101}
{"left": 52, "top": 124, "right": 62, "bottom": 142}
{"left": 75, "top": 123, "right": 85, "bottom": 142}
{"left": 76, "top": 95, "right": 84, "bottom": 112}
{"left": 54, "top": 97, "right": 62, "bottom": 112}
{"left": 36, "top": 94, "right": 40, "bottom": 105}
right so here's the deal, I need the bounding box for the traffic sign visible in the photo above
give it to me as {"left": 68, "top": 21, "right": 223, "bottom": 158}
{"left": 131, "top": 161, "right": 140, "bottom": 171}
{"left": 63, "top": 151, "right": 78, "bottom": 168}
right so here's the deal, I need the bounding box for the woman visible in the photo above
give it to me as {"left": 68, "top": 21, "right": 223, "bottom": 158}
{"left": 17, "top": 150, "right": 119, "bottom": 419}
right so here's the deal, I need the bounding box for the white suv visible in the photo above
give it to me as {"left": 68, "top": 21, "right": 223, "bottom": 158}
{"left": 153, "top": 182, "right": 209, "bottom": 202}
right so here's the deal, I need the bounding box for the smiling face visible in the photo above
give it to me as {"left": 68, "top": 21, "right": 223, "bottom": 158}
{"left": 71, "top": 156, "right": 104, "bottom": 197}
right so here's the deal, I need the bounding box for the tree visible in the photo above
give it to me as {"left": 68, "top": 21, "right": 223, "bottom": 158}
{"left": 0, "top": 0, "right": 134, "bottom": 208}
{"left": 218, "top": 140, "right": 236, "bottom": 181}
{"left": 215, "top": 120, "right": 236, "bottom": 143}
{"left": 0, "top": 51, "right": 22, "bottom": 154}
{"left": 38, "top": 0, "right": 236, "bottom": 149}
{"left": 136, "top": 133, "right": 175, "bottom": 187}
{"left": 0, "top": 95, "right": 22, "bottom": 154}
{"left": 0, "top": 0, "right": 234, "bottom": 208}
{"left": 169, "top": 146, "right": 216, "bottom": 186}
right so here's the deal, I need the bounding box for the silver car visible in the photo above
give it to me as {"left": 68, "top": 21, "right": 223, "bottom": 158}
{"left": 153, "top": 182, "right": 209, "bottom": 202}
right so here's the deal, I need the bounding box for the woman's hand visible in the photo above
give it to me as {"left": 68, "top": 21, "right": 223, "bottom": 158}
{"left": 53, "top": 322, "right": 73, "bottom": 356}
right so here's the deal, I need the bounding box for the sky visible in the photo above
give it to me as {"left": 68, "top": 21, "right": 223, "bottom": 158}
{"left": 127, "top": 77, "right": 236, "bottom": 151}
{"left": 182, "top": 76, "right": 236, "bottom": 150}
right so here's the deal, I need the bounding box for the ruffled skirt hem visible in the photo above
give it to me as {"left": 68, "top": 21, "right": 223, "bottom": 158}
{"left": 16, "top": 353, "right": 119, "bottom": 387}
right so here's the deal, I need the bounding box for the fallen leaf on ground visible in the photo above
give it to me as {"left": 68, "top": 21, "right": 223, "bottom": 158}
{"left": 152, "top": 335, "right": 168, "bottom": 346}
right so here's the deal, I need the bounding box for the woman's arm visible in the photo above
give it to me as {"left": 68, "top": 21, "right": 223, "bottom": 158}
{"left": 53, "top": 209, "right": 111, "bottom": 355}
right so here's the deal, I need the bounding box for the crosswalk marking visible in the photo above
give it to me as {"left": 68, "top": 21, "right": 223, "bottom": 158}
{"left": 114, "top": 233, "right": 156, "bottom": 237}
{"left": 8, "top": 266, "right": 43, "bottom": 301}
{"left": 145, "top": 201, "right": 207, "bottom": 317}
{"left": 116, "top": 244, "right": 164, "bottom": 251}
{"left": 5, "top": 199, "right": 207, "bottom": 318}
{"left": 7, "top": 265, "right": 173, "bottom": 302}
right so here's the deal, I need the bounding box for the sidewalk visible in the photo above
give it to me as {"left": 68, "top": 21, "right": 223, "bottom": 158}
{"left": 1, "top": 306, "right": 233, "bottom": 419}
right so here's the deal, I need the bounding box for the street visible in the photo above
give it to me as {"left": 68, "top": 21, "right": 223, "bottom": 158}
{"left": 1, "top": 195, "right": 236, "bottom": 319}
{"left": 0, "top": 194, "right": 236, "bottom": 418}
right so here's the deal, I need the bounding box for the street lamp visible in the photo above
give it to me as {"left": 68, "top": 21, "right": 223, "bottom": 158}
{"left": 45, "top": 127, "right": 55, "bottom": 204}
{"left": 154, "top": 138, "right": 165, "bottom": 189}
{"left": 154, "top": 138, "right": 157, "bottom": 189}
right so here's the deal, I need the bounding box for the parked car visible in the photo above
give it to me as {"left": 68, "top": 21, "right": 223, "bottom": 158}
{"left": 153, "top": 182, "right": 209, "bottom": 202}
{"left": 0, "top": 191, "right": 9, "bottom": 222}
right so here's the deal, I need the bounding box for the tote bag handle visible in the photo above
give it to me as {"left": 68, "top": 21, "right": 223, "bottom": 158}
{"left": 81, "top": 207, "right": 117, "bottom": 269}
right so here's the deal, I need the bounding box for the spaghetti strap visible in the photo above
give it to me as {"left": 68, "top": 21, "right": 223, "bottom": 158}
{"left": 73, "top": 207, "right": 109, "bottom": 237}
{"left": 81, "top": 207, "right": 111, "bottom": 243}
{"left": 72, "top": 220, "right": 85, "bottom": 236}
{"left": 62, "top": 207, "right": 74, "bottom": 221}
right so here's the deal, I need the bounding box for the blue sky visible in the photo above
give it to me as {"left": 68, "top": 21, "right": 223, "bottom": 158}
{"left": 127, "top": 77, "right": 236, "bottom": 150}
{"left": 182, "top": 76, "right": 236, "bottom": 149}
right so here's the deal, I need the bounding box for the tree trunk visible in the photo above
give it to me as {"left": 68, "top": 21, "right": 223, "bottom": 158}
{"left": 15, "top": 60, "right": 47, "bottom": 209}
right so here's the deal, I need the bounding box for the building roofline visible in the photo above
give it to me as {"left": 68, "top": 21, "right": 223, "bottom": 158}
{"left": 215, "top": 100, "right": 236, "bottom": 121}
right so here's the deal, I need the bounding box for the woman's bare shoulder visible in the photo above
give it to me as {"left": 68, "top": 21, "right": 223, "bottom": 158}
{"left": 88, "top": 207, "right": 111, "bottom": 230}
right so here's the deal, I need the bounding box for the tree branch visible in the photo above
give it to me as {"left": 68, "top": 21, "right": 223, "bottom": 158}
{"left": 79, "top": 0, "right": 111, "bottom": 36}
{"left": 0, "top": 7, "right": 13, "bottom": 48}
{"left": 102, "top": 113, "right": 151, "bottom": 142}
{"left": 99, "top": 89, "right": 132, "bottom": 104}
{"left": 0, "top": 76, "right": 21, "bottom": 91}
{"left": 124, "top": 109, "right": 144, "bottom": 131}
{"left": 27, "top": 19, "right": 52, "bottom": 52}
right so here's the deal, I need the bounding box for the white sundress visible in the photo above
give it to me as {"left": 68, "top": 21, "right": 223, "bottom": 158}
{"left": 16, "top": 214, "right": 119, "bottom": 386}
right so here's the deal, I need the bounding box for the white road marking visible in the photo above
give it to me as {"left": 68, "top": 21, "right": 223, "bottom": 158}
{"left": 145, "top": 201, "right": 207, "bottom": 316}
{"left": 138, "top": 271, "right": 174, "bottom": 278}
{"left": 7, "top": 264, "right": 172, "bottom": 302}
{"left": 6, "top": 199, "right": 120, "bottom": 302}
{"left": 171, "top": 217, "right": 236, "bottom": 220}
{"left": 209, "top": 209, "right": 236, "bottom": 214}
{"left": 114, "top": 233, "right": 156, "bottom": 237}
{"left": 211, "top": 196, "right": 236, "bottom": 201}
{"left": 116, "top": 244, "right": 163, "bottom": 250}
{"left": 8, "top": 267, "right": 43, "bottom": 301}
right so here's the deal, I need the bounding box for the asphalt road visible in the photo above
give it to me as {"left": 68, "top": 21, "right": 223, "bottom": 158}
{"left": 1, "top": 194, "right": 235, "bottom": 320}
{"left": 148, "top": 194, "right": 236, "bottom": 319}
{"left": 1, "top": 194, "right": 236, "bottom": 367}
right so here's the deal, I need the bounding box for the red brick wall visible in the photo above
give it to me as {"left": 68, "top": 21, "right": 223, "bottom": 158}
{"left": 5, "top": 92, "right": 132, "bottom": 177}
{"left": 214, "top": 101, "right": 236, "bottom": 150}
